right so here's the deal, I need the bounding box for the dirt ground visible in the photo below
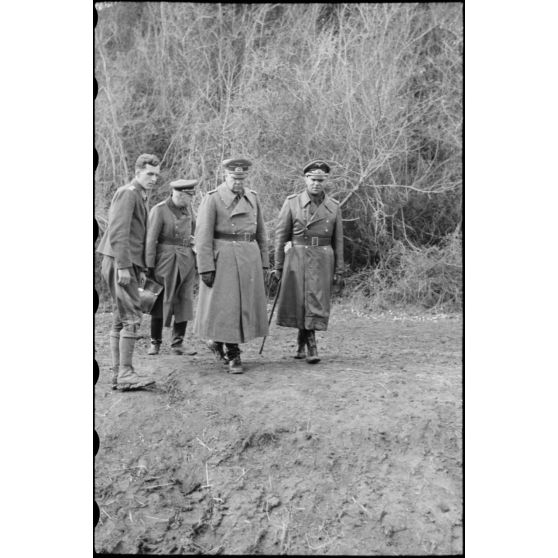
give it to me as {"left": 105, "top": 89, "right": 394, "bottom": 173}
{"left": 94, "top": 302, "right": 462, "bottom": 555}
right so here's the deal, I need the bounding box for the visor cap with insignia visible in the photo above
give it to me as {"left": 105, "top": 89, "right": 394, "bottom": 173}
{"left": 303, "top": 159, "right": 330, "bottom": 179}
{"left": 222, "top": 158, "right": 252, "bottom": 180}
{"left": 169, "top": 179, "right": 198, "bottom": 192}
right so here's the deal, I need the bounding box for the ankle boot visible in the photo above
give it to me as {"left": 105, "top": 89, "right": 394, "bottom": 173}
{"left": 225, "top": 343, "right": 243, "bottom": 374}
{"left": 305, "top": 330, "right": 320, "bottom": 364}
{"left": 117, "top": 332, "right": 155, "bottom": 390}
{"left": 171, "top": 321, "right": 197, "bottom": 355}
{"left": 207, "top": 340, "right": 228, "bottom": 365}
{"left": 109, "top": 331, "right": 120, "bottom": 389}
{"left": 294, "top": 329, "right": 307, "bottom": 359}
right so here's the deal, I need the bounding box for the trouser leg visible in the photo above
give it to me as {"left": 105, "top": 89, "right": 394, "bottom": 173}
{"left": 109, "top": 330, "right": 121, "bottom": 389}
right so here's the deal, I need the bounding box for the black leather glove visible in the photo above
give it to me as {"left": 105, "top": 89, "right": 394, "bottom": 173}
{"left": 201, "top": 271, "right": 216, "bottom": 288}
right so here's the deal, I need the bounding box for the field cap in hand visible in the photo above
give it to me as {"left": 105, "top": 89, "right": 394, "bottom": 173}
{"left": 222, "top": 158, "right": 252, "bottom": 179}
{"left": 169, "top": 179, "right": 198, "bottom": 191}
{"left": 303, "top": 159, "right": 330, "bottom": 178}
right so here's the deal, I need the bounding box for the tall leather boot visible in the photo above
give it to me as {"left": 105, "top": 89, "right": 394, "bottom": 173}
{"left": 117, "top": 331, "right": 155, "bottom": 391}
{"left": 294, "top": 329, "right": 307, "bottom": 359}
{"left": 148, "top": 317, "right": 163, "bottom": 355}
{"left": 109, "top": 331, "right": 120, "bottom": 390}
{"left": 305, "top": 329, "right": 320, "bottom": 364}
{"left": 225, "top": 343, "right": 243, "bottom": 374}
{"left": 171, "top": 321, "right": 197, "bottom": 355}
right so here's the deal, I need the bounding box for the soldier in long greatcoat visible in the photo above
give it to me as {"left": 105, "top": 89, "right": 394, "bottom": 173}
{"left": 97, "top": 153, "right": 161, "bottom": 390}
{"left": 145, "top": 179, "right": 198, "bottom": 356}
{"left": 194, "top": 158, "right": 269, "bottom": 374}
{"left": 273, "top": 160, "right": 344, "bottom": 363}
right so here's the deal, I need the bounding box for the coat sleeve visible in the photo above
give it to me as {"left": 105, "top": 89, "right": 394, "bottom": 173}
{"left": 333, "top": 205, "right": 344, "bottom": 274}
{"left": 194, "top": 194, "right": 216, "bottom": 273}
{"left": 145, "top": 206, "right": 163, "bottom": 268}
{"left": 255, "top": 196, "right": 269, "bottom": 268}
{"left": 274, "top": 198, "right": 292, "bottom": 270}
{"left": 108, "top": 188, "right": 136, "bottom": 269}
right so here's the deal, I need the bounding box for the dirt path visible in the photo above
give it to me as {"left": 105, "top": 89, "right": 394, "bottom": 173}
{"left": 94, "top": 303, "right": 462, "bottom": 555}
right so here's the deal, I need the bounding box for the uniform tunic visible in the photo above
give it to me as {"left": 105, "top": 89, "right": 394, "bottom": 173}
{"left": 97, "top": 179, "right": 149, "bottom": 329}
{"left": 145, "top": 197, "right": 196, "bottom": 327}
{"left": 274, "top": 190, "right": 344, "bottom": 330}
{"left": 194, "top": 182, "right": 269, "bottom": 343}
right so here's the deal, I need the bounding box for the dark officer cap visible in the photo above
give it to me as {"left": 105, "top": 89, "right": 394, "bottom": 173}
{"left": 222, "top": 158, "right": 252, "bottom": 179}
{"left": 169, "top": 179, "right": 198, "bottom": 191}
{"left": 303, "top": 159, "right": 331, "bottom": 179}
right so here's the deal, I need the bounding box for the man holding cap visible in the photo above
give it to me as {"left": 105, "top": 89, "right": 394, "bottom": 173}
{"left": 194, "top": 158, "right": 269, "bottom": 373}
{"left": 97, "top": 153, "right": 160, "bottom": 390}
{"left": 145, "top": 179, "right": 198, "bottom": 356}
{"left": 273, "top": 160, "right": 344, "bottom": 364}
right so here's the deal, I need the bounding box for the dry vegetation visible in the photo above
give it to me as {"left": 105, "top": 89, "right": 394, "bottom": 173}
{"left": 94, "top": 2, "right": 463, "bottom": 310}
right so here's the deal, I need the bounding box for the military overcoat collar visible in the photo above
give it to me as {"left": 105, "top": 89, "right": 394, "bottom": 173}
{"left": 217, "top": 182, "right": 256, "bottom": 215}
{"left": 299, "top": 190, "right": 337, "bottom": 214}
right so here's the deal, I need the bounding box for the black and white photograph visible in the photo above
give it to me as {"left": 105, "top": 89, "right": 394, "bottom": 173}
{"left": 94, "top": 2, "right": 463, "bottom": 554}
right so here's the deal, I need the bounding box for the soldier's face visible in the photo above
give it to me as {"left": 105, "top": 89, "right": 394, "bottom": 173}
{"left": 172, "top": 189, "right": 193, "bottom": 208}
{"left": 305, "top": 176, "right": 326, "bottom": 196}
{"left": 135, "top": 164, "right": 160, "bottom": 189}
{"left": 225, "top": 171, "right": 246, "bottom": 193}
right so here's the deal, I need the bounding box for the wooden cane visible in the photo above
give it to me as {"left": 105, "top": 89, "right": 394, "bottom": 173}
{"left": 259, "top": 277, "right": 282, "bottom": 355}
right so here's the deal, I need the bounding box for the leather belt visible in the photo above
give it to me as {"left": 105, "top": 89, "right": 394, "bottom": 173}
{"left": 160, "top": 240, "right": 191, "bottom": 247}
{"left": 292, "top": 236, "right": 331, "bottom": 246}
{"left": 214, "top": 232, "right": 256, "bottom": 242}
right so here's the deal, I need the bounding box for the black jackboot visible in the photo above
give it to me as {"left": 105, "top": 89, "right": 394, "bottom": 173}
{"left": 171, "top": 321, "right": 197, "bottom": 355}
{"left": 294, "top": 329, "right": 307, "bottom": 359}
{"left": 148, "top": 317, "right": 163, "bottom": 355}
{"left": 305, "top": 329, "right": 320, "bottom": 364}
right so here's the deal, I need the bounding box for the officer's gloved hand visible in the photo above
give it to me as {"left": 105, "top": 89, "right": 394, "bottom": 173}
{"left": 272, "top": 269, "right": 282, "bottom": 282}
{"left": 201, "top": 271, "right": 216, "bottom": 288}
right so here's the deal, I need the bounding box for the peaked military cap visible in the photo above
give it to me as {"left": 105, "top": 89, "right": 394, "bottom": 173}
{"left": 169, "top": 179, "right": 198, "bottom": 191}
{"left": 222, "top": 157, "right": 252, "bottom": 175}
{"left": 303, "top": 159, "right": 330, "bottom": 177}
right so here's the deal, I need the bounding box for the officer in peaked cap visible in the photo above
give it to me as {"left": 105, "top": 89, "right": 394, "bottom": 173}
{"left": 273, "top": 159, "right": 344, "bottom": 364}
{"left": 193, "top": 157, "right": 269, "bottom": 374}
{"left": 145, "top": 178, "right": 199, "bottom": 356}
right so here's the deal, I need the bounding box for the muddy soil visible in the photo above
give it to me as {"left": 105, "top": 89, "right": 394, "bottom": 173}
{"left": 94, "top": 303, "right": 462, "bottom": 555}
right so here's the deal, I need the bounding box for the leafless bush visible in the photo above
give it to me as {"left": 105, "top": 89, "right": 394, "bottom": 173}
{"left": 95, "top": 2, "right": 462, "bottom": 310}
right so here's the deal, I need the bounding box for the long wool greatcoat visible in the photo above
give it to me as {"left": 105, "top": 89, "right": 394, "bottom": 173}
{"left": 194, "top": 183, "right": 270, "bottom": 343}
{"left": 274, "top": 190, "right": 344, "bottom": 330}
{"left": 145, "top": 197, "right": 196, "bottom": 326}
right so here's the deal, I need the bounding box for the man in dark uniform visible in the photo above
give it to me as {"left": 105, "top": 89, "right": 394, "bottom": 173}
{"left": 273, "top": 160, "right": 344, "bottom": 363}
{"left": 97, "top": 153, "right": 161, "bottom": 390}
{"left": 194, "top": 158, "right": 269, "bottom": 374}
{"left": 145, "top": 179, "right": 198, "bottom": 356}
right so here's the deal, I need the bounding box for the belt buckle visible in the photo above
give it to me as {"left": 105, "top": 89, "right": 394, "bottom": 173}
{"left": 243, "top": 232, "right": 251, "bottom": 241}
{"left": 311, "top": 236, "right": 318, "bottom": 246}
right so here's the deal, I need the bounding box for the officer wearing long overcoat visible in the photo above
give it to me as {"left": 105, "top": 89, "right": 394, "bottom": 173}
{"left": 273, "top": 160, "right": 344, "bottom": 363}
{"left": 194, "top": 158, "right": 269, "bottom": 373}
{"left": 145, "top": 179, "right": 198, "bottom": 356}
{"left": 97, "top": 153, "right": 161, "bottom": 390}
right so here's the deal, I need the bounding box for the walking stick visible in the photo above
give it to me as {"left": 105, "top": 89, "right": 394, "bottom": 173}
{"left": 259, "top": 277, "right": 282, "bottom": 355}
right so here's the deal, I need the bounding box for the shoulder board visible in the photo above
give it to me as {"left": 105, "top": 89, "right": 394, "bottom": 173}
{"left": 330, "top": 197, "right": 340, "bottom": 204}
{"left": 127, "top": 184, "right": 136, "bottom": 191}
{"left": 155, "top": 200, "right": 166, "bottom": 207}
{"left": 287, "top": 193, "right": 297, "bottom": 199}
{"left": 248, "top": 189, "right": 258, "bottom": 195}
{"left": 207, "top": 189, "right": 218, "bottom": 195}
